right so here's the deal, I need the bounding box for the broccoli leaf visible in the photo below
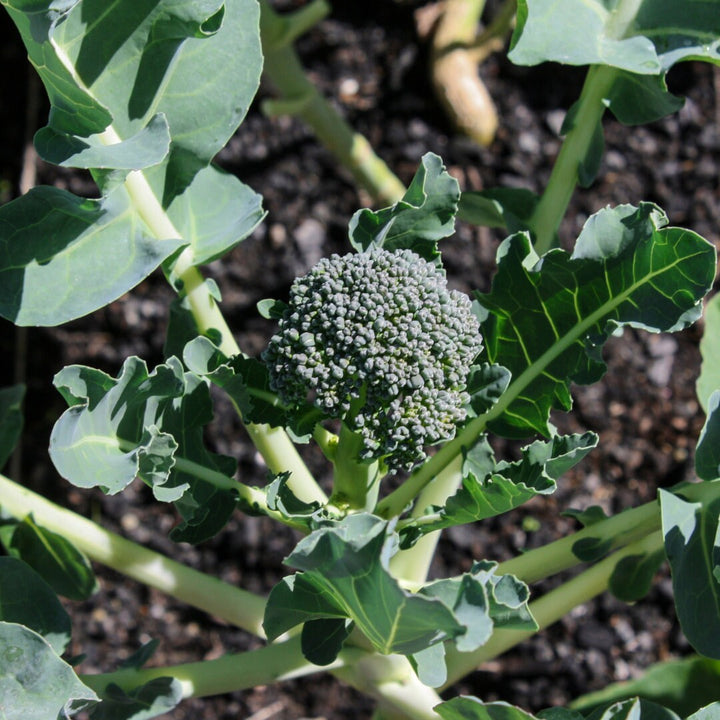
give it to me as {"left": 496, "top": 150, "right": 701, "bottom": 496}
{"left": 660, "top": 489, "right": 720, "bottom": 659}
{"left": 698, "top": 294, "right": 720, "bottom": 414}
{"left": 348, "top": 153, "right": 460, "bottom": 262}
{"left": 0, "top": 557, "right": 72, "bottom": 655}
{"left": 695, "top": 392, "right": 720, "bottom": 482}
{"left": 1, "top": 515, "right": 97, "bottom": 601}
{"left": 458, "top": 188, "right": 539, "bottom": 233}
{"left": 265, "top": 515, "right": 533, "bottom": 677}
{"left": 400, "top": 433, "right": 597, "bottom": 547}
{"left": 0, "top": 0, "right": 263, "bottom": 326}
{"left": 50, "top": 355, "right": 237, "bottom": 543}
{"left": 87, "top": 678, "right": 182, "bottom": 720}
{"left": 0, "top": 621, "right": 97, "bottom": 719}
{"left": 182, "top": 336, "right": 322, "bottom": 441}
{"left": 0, "top": 384, "right": 24, "bottom": 469}
{"left": 475, "top": 203, "right": 716, "bottom": 438}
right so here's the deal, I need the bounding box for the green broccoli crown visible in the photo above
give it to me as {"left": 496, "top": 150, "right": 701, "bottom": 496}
{"left": 262, "top": 247, "right": 482, "bottom": 469}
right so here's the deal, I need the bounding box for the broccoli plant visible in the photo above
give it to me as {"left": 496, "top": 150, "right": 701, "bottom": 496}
{"left": 0, "top": 1, "right": 720, "bottom": 720}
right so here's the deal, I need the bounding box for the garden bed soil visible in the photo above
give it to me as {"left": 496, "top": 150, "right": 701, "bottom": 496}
{"left": 1, "top": 2, "right": 720, "bottom": 718}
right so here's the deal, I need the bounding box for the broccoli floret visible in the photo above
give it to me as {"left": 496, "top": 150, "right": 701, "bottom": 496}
{"left": 262, "top": 248, "right": 482, "bottom": 470}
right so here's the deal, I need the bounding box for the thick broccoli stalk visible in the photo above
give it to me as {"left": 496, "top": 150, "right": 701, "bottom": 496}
{"left": 263, "top": 248, "right": 482, "bottom": 473}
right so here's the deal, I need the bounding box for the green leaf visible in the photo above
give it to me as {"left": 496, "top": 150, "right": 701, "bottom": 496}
{"left": 688, "top": 704, "right": 720, "bottom": 720}
{"left": 1, "top": 515, "right": 97, "bottom": 601}
{"left": 608, "top": 549, "right": 665, "bottom": 602}
{"left": 457, "top": 188, "right": 539, "bottom": 233}
{"left": 696, "top": 392, "right": 720, "bottom": 481}
{"left": 183, "top": 335, "right": 321, "bottom": 440}
{"left": 348, "top": 153, "right": 460, "bottom": 261}
{"left": 510, "top": 0, "right": 720, "bottom": 73}
{"left": 435, "top": 697, "right": 540, "bottom": 720}
{"left": 1, "top": 0, "right": 264, "bottom": 325}
{"left": 605, "top": 72, "right": 684, "bottom": 126}
{"left": 466, "top": 363, "right": 512, "bottom": 417}
{"left": 0, "top": 621, "right": 97, "bottom": 719}
{"left": 571, "top": 656, "right": 720, "bottom": 717}
{"left": 88, "top": 678, "right": 182, "bottom": 720}
{"left": 300, "top": 618, "right": 353, "bottom": 667}
{"left": 698, "top": 294, "right": 720, "bottom": 413}
{"left": 0, "top": 384, "right": 24, "bottom": 468}
{"left": 660, "top": 488, "right": 720, "bottom": 658}
{"left": 0, "top": 557, "right": 71, "bottom": 654}
{"left": 476, "top": 203, "right": 716, "bottom": 438}
{"left": 265, "top": 515, "right": 466, "bottom": 655}
{"left": 563, "top": 505, "right": 610, "bottom": 527}
{"left": 0, "top": 186, "right": 185, "bottom": 326}
{"left": 34, "top": 113, "right": 171, "bottom": 170}
{"left": 50, "top": 355, "right": 238, "bottom": 543}
{"left": 401, "top": 433, "right": 597, "bottom": 544}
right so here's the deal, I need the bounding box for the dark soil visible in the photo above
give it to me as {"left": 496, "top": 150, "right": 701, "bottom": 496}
{"left": 2, "top": 2, "right": 720, "bottom": 719}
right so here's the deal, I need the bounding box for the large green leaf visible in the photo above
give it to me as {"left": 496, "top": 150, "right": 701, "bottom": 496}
{"left": 475, "top": 203, "right": 716, "bottom": 438}
{"left": 0, "top": 384, "right": 24, "bottom": 468}
{"left": 50, "top": 355, "right": 237, "bottom": 543}
{"left": 0, "top": 557, "right": 71, "bottom": 654}
{"left": 0, "top": 621, "right": 97, "bottom": 720}
{"left": 400, "top": 432, "right": 597, "bottom": 547}
{"left": 660, "top": 488, "right": 720, "bottom": 658}
{"left": 510, "top": 0, "right": 720, "bottom": 72}
{"left": 0, "top": 186, "right": 184, "bottom": 326}
{"left": 264, "top": 515, "right": 533, "bottom": 678}
{"left": 348, "top": 153, "right": 460, "bottom": 262}
{"left": 571, "top": 656, "right": 720, "bottom": 717}
{"left": 1, "top": 515, "right": 97, "bottom": 601}
{"left": 0, "top": 0, "right": 264, "bottom": 326}
{"left": 435, "top": 697, "right": 680, "bottom": 720}
{"left": 698, "top": 294, "right": 720, "bottom": 414}
{"left": 696, "top": 393, "right": 720, "bottom": 482}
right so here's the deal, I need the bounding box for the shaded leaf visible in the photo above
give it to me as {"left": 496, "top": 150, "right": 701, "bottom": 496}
{"left": 0, "top": 384, "right": 24, "bottom": 469}
{"left": 466, "top": 363, "right": 512, "bottom": 418}
{"left": 475, "top": 203, "right": 715, "bottom": 438}
{"left": 698, "top": 294, "right": 720, "bottom": 413}
{"left": 2, "top": 515, "right": 97, "bottom": 601}
{"left": 571, "top": 656, "right": 720, "bottom": 718}
{"left": 88, "top": 678, "right": 182, "bottom": 720}
{"left": 0, "top": 621, "right": 97, "bottom": 719}
{"left": 660, "top": 489, "right": 720, "bottom": 658}
{"left": 0, "top": 557, "right": 71, "bottom": 654}
{"left": 301, "top": 618, "right": 353, "bottom": 667}
{"left": 457, "top": 188, "right": 539, "bottom": 233}
{"left": 609, "top": 549, "right": 665, "bottom": 602}
{"left": 348, "top": 153, "right": 460, "bottom": 262}
{"left": 696, "top": 392, "right": 720, "bottom": 481}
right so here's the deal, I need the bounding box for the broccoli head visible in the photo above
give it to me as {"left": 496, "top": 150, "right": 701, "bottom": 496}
{"left": 262, "top": 248, "right": 482, "bottom": 470}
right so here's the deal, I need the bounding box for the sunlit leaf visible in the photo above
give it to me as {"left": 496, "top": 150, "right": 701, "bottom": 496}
{"left": 349, "top": 153, "right": 460, "bottom": 262}
{"left": 0, "top": 621, "right": 97, "bottom": 719}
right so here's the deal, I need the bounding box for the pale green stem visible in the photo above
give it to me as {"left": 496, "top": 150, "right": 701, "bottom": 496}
{"left": 330, "top": 422, "right": 381, "bottom": 511}
{"left": 334, "top": 654, "right": 443, "bottom": 720}
{"left": 80, "top": 635, "right": 367, "bottom": 699}
{"left": 442, "top": 530, "right": 665, "bottom": 687}
{"left": 0, "top": 473, "right": 268, "bottom": 636}
{"left": 259, "top": 1, "right": 406, "bottom": 206}
{"left": 389, "top": 455, "right": 463, "bottom": 587}
{"left": 529, "top": 63, "right": 618, "bottom": 254}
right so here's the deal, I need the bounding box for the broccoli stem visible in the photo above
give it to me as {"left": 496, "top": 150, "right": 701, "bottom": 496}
{"left": 330, "top": 421, "right": 381, "bottom": 511}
